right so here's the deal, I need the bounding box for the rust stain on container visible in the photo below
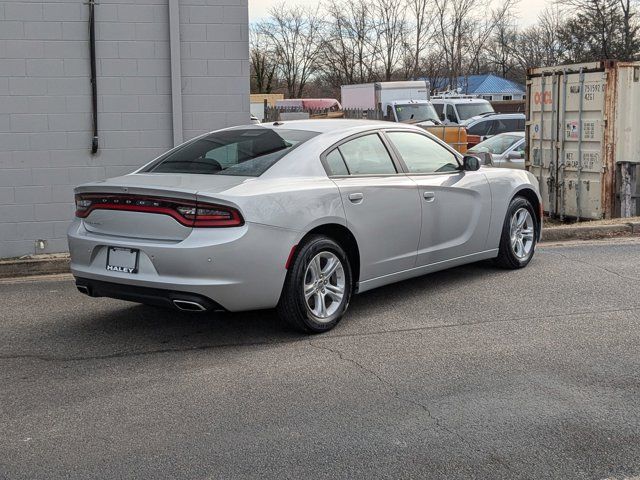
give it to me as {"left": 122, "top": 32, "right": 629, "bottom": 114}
{"left": 602, "top": 61, "right": 617, "bottom": 219}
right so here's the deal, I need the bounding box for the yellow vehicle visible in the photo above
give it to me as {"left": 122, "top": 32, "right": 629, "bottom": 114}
{"left": 422, "top": 125, "right": 468, "bottom": 154}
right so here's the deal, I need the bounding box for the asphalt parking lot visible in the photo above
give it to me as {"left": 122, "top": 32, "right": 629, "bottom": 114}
{"left": 1, "top": 238, "right": 640, "bottom": 479}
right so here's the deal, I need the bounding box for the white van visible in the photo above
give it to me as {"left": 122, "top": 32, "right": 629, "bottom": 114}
{"left": 431, "top": 95, "right": 495, "bottom": 125}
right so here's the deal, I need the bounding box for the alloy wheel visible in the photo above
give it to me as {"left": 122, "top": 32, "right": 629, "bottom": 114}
{"left": 510, "top": 207, "right": 535, "bottom": 260}
{"left": 303, "top": 251, "right": 346, "bottom": 321}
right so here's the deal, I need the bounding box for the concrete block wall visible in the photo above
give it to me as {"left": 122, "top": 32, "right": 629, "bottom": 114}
{"left": 179, "top": 1, "right": 250, "bottom": 139}
{"left": 0, "top": 0, "right": 249, "bottom": 258}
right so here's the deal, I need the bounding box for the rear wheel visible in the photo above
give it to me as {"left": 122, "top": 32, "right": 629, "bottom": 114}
{"left": 494, "top": 196, "right": 538, "bottom": 269}
{"left": 277, "top": 235, "right": 353, "bottom": 333}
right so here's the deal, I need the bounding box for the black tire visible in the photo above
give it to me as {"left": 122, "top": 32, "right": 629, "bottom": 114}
{"left": 494, "top": 196, "right": 538, "bottom": 269}
{"left": 277, "top": 235, "right": 353, "bottom": 334}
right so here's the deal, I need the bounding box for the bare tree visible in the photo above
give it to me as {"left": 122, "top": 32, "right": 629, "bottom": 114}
{"left": 321, "top": 0, "right": 379, "bottom": 89}
{"left": 619, "top": 0, "right": 640, "bottom": 59}
{"left": 417, "top": 48, "right": 448, "bottom": 91}
{"left": 249, "top": 27, "right": 277, "bottom": 94}
{"left": 432, "top": 0, "right": 477, "bottom": 88}
{"left": 406, "top": 0, "right": 435, "bottom": 78}
{"left": 464, "top": 0, "right": 518, "bottom": 77}
{"left": 555, "top": 0, "right": 639, "bottom": 61}
{"left": 511, "top": 6, "right": 563, "bottom": 75}
{"left": 486, "top": 11, "right": 520, "bottom": 79}
{"left": 248, "top": 0, "right": 639, "bottom": 98}
{"left": 374, "top": 0, "right": 408, "bottom": 81}
{"left": 257, "top": 3, "right": 325, "bottom": 98}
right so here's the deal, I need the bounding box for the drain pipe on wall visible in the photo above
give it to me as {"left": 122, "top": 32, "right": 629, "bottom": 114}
{"left": 88, "top": 0, "right": 99, "bottom": 154}
{"left": 169, "top": 0, "right": 183, "bottom": 146}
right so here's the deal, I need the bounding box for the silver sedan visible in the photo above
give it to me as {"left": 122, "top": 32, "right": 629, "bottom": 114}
{"left": 69, "top": 120, "right": 541, "bottom": 333}
{"left": 468, "top": 131, "right": 526, "bottom": 169}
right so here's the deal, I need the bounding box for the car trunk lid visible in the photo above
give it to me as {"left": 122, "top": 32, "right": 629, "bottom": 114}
{"left": 75, "top": 173, "right": 250, "bottom": 241}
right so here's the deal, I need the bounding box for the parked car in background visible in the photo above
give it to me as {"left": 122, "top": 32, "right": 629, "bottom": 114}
{"left": 466, "top": 113, "right": 525, "bottom": 138}
{"left": 465, "top": 113, "right": 525, "bottom": 148}
{"left": 431, "top": 95, "right": 495, "bottom": 125}
{"left": 468, "top": 132, "right": 525, "bottom": 169}
{"left": 250, "top": 114, "right": 260, "bottom": 124}
{"left": 69, "top": 120, "right": 541, "bottom": 333}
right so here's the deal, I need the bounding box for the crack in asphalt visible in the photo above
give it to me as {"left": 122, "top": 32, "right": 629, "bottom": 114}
{"left": 307, "top": 339, "right": 514, "bottom": 472}
{"left": 547, "top": 250, "right": 640, "bottom": 282}
{"left": 1, "top": 305, "right": 639, "bottom": 363}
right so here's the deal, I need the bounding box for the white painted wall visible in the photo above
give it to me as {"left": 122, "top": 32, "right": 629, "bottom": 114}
{"left": 0, "top": 0, "right": 249, "bottom": 258}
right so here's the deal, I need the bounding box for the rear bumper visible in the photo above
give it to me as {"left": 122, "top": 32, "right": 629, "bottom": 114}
{"left": 75, "top": 277, "right": 225, "bottom": 312}
{"left": 67, "top": 219, "right": 299, "bottom": 312}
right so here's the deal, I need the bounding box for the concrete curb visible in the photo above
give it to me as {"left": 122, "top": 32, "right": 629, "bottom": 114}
{"left": 0, "top": 222, "right": 638, "bottom": 279}
{"left": 541, "top": 223, "right": 638, "bottom": 242}
{"left": 0, "top": 254, "right": 70, "bottom": 279}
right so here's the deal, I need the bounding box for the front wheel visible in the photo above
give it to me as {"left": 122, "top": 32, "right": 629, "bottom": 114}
{"left": 494, "top": 196, "right": 538, "bottom": 269}
{"left": 277, "top": 235, "right": 353, "bottom": 333}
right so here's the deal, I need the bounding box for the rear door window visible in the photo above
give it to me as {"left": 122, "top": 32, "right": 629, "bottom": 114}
{"left": 146, "top": 127, "right": 319, "bottom": 176}
{"left": 335, "top": 134, "right": 397, "bottom": 175}
{"left": 325, "top": 149, "right": 349, "bottom": 175}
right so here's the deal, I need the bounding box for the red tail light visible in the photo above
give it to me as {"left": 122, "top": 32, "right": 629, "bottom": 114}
{"left": 75, "top": 194, "right": 244, "bottom": 228}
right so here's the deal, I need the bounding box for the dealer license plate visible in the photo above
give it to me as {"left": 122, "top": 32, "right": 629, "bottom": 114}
{"left": 106, "top": 247, "right": 139, "bottom": 274}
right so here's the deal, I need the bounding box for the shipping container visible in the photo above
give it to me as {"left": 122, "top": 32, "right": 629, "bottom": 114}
{"left": 526, "top": 60, "right": 640, "bottom": 220}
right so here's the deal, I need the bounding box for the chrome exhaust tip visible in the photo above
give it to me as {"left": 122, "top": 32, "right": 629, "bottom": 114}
{"left": 172, "top": 299, "right": 207, "bottom": 312}
{"left": 77, "top": 285, "right": 90, "bottom": 295}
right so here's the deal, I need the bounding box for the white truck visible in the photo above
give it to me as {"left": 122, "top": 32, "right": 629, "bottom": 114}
{"left": 341, "top": 81, "right": 441, "bottom": 126}
{"left": 430, "top": 93, "right": 495, "bottom": 126}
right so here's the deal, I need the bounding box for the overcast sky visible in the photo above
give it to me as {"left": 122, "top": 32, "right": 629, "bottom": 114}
{"left": 249, "top": 0, "right": 552, "bottom": 26}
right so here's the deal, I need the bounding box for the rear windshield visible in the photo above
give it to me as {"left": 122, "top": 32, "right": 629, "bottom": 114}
{"left": 145, "top": 127, "right": 319, "bottom": 176}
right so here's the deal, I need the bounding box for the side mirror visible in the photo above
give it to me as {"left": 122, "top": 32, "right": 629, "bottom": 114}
{"left": 462, "top": 155, "right": 481, "bottom": 171}
{"left": 507, "top": 151, "right": 523, "bottom": 160}
{"left": 472, "top": 151, "right": 493, "bottom": 166}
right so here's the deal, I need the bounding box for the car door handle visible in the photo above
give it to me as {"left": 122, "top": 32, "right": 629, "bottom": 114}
{"left": 348, "top": 193, "right": 364, "bottom": 203}
{"left": 423, "top": 192, "right": 436, "bottom": 202}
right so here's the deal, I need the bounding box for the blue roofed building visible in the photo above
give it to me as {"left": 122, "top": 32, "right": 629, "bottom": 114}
{"left": 432, "top": 74, "right": 526, "bottom": 101}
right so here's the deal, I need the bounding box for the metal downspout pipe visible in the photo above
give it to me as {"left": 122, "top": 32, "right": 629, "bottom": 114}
{"left": 169, "top": 0, "right": 183, "bottom": 147}
{"left": 88, "top": 0, "right": 99, "bottom": 154}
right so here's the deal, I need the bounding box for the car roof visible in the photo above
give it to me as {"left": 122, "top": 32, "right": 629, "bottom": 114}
{"left": 252, "top": 119, "right": 406, "bottom": 134}
{"left": 215, "top": 119, "right": 426, "bottom": 142}
{"left": 431, "top": 98, "right": 490, "bottom": 104}
{"left": 495, "top": 131, "right": 525, "bottom": 137}
{"left": 486, "top": 113, "right": 525, "bottom": 117}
